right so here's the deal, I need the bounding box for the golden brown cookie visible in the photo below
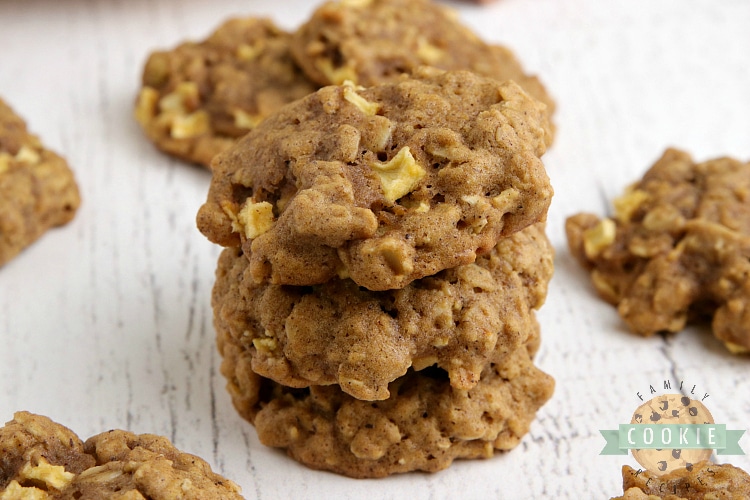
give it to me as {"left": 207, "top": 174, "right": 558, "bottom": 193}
{"left": 612, "top": 462, "right": 750, "bottom": 500}
{"left": 566, "top": 148, "right": 750, "bottom": 354}
{"left": 218, "top": 329, "right": 554, "bottom": 478}
{"left": 0, "top": 412, "right": 244, "bottom": 500}
{"left": 198, "top": 67, "right": 553, "bottom": 291}
{"left": 135, "top": 17, "right": 317, "bottom": 168}
{"left": 290, "top": 0, "right": 555, "bottom": 116}
{"left": 0, "top": 99, "right": 80, "bottom": 267}
{"left": 212, "top": 222, "right": 552, "bottom": 400}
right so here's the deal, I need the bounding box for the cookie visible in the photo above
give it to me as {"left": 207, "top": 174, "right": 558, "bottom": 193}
{"left": 290, "top": 0, "right": 555, "bottom": 116}
{"left": 612, "top": 462, "right": 750, "bottom": 500}
{"left": 135, "top": 17, "right": 317, "bottom": 167}
{"left": 629, "top": 395, "right": 713, "bottom": 476}
{"left": 198, "top": 67, "right": 553, "bottom": 290}
{"left": 212, "top": 222, "right": 552, "bottom": 400}
{"left": 0, "top": 99, "right": 80, "bottom": 267}
{"left": 566, "top": 148, "right": 750, "bottom": 354}
{"left": 218, "top": 329, "right": 554, "bottom": 478}
{"left": 0, "top": 412, "right": 244, "bottom": 500}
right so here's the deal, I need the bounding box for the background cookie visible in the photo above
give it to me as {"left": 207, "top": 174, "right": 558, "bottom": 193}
{"left": 198, "top": 67, "right": 552, "bottom": 290}
{"left": 613, "top": 462, "right": 750, "bottom": 500}
{"left": 212, "top": 223, "right": 553, "bottom": 400}
{"left": 566, "top": 148, "right": 750, "bottom": 354}
{"left": 217, "top": 332, "right": 554, "bottom": 478}
{"left": 0, "top": 99, "right": 80, "bottom": 267}
{"left": 135, "top": 17, "right": 317, "bottom": 167}
{"left": 290, "top": 0, "right": 555, "bottom": 117}
{"left": 0, "top": 412, "right": 244, "bottom": 499}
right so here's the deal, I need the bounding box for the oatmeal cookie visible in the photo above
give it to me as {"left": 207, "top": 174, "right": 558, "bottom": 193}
{"left": 0, "top": 412, "right": 244, "bottom": 500}
{"left": 212, "top": 222, "right": 552, "bottom": 400}
{"left": 0, "top": 99, "right": 80, "bottom": 267}
{"left": 290, "top": 0, "right": 554, "bottom": 116}
{"left": 135, "top": 17, "right": 317, "bottom": 167}
{"left": 612, "top": 462, "right": 750, "bottom": 500}
{"left": 198, "top": 67, "right": 553, "bottom": 290}
{"left": 218, "top": 330, "right": 554, "bottom": 478}
{"left": 566, "top": 148, "right": 750, "bottom": 354}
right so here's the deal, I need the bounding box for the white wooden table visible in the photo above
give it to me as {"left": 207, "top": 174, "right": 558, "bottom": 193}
{"left": 1, "top": 1, "right": 749, "bottom": 498}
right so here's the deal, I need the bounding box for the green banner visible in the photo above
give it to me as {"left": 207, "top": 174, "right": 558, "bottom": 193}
{"left": 600, "top": 425, "right": 745, "bottom": 455}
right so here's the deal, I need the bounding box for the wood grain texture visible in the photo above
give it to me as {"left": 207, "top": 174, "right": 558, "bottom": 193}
{"left": 1, "top": 0, "right": 748, "bottom": 498}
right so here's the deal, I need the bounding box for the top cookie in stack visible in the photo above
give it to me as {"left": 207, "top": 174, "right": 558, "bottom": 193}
{"left": 198, "top": 67, "right": 552, "bottom": 291}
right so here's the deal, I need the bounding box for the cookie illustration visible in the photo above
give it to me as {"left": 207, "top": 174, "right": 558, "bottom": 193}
{"left": 212, "top": 222, "right": 553, "bottom": 400}
{"left": 0, "top": 98, "right": 80, "bottom": 266}
{"left": 198, "top": 67, "right": 553, "bottom": 290}
{"left": 291, "top": 0, "right": 555, "bottom": 117}
{"left": 0, "top": 412, "right": 244, "bottom": 499}
{"left": 629, "top": 394, "right": 713, "bottom": 476}
{"left": 218, "top": 329, "right": 554, "bottom": 478}
{"left": 135, "top": 17, "right": 317, "bottom": 167}
{"left": 566, "top": 148, "right": 750, "bottom": 354}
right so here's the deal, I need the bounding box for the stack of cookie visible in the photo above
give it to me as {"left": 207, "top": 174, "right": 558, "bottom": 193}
{"left": 198, "top": 66, "right": 556, "bottom": 477}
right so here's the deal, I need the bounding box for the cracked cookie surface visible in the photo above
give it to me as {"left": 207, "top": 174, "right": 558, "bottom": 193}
{"left": 0, "top": 99, "right": 80, "bottom": 267}
{"left": 198, "top": 67, "right": 552, "bottom": 290}
{"left": 0, "top": 412, "right": 244, "bottom": 500}
{"left": 291, "top": 0, "right": 554, "bottom": 117}
{"left": 135, "top": 17, "right": 317, "bottom": 167}
{"left": 566, "top": 148, "right": 750, "bottom": 354}
{"left": 212, "top": 222, "right": 552, "bottom": 400}
{"left": 217, "top": 330, "right": 554, "bottom": 478}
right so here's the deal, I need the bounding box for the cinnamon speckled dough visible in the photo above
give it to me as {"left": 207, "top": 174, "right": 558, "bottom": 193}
{"left": 0, "top": 412, "right": 244, "bottom": 500}
{"left": 212, "top": 222, "right": 552, "bottom": 400}
{"left": 290, "top": 0, "right": 555, "bottom": 117}
{"left": 218, "top": 329, "right": 554, "bottom": 478}
{"left": 198, "top": 67, "right": 553, "bottom": 291}
{"left": 0, "top": 99, "right": 80, "bottom": 267}
{"left": 612, "top": 462, "right": 750, "bottom": 500}
{"left": 566, "top": 148, "right": 750, "bottom": 354}
{"left": 135, "top": 17, "right": 317, "bottom": 167}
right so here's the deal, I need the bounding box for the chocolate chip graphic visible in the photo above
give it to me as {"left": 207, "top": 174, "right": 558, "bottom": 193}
{"left": 634, "top": 413, "right": 643, "bottom": 423}
{"left": 681, "top": 396, "right": 690, "bottom": 406}
{"left": 672, "top": 410, "right": 680, "bottom": 417}
{"left": 660, "top": 400, "right": 669, "bottom": 411}
{"left": 650, "top": 411, "right": 661, "bottom": 422}
{"left": 686, "top": 463, "right": 694, "bottom": 471}
{"left": 672, "top": 449, "right": 682, "bottom": 459}
{"left": 689, "top": 407, "right": 698, "bottom": 417}
{"left": 658, "top": 461, "right": 668, "bottom": 471}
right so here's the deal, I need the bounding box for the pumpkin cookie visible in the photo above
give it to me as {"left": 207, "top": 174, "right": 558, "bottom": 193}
{"left": 198, "top": 67, "right": 553, "bottom": 290}
{"left": 0, "top": 99, "right": 80, "bottom": 267}
{"left": 135, "top": 17, "right": 317, "bottom": 167}
{"left": 566, "top": 148, "right": 750, "bottom": 354}
{"left": 0, "top": 411, "right": 244, "bottom": 500}
{"left": 212, "top": 222, "right": 552, "bottom": 400}
{"left": 217, "top": 330, "right": 554, "bottom": 478}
